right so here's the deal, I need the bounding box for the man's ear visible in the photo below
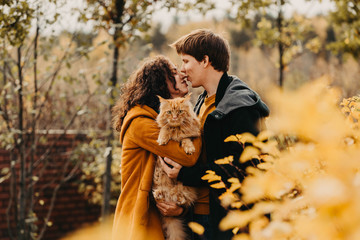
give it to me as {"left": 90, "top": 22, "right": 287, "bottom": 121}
{"left": 202, "top": 55, "right": 210, "bottom": 68}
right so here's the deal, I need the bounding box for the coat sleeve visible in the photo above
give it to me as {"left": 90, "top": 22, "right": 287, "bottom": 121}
{"left": 177, "top": 159, "right": 208, "bottom": 186}
{"left": 125, "top": 116, "right": 201, "bottom": 167}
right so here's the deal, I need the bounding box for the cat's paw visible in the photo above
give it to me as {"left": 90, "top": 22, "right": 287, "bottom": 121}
{"left": 176, "top": 195, "right": 186, "bottom": 205}
{"left": 182, "top": 144, "right": 195, "bottom": 155}
{"left": 157, "top": 137, "right": 168, "bottom": 145}
{"left": 181, "top": 139, "right": 195, "bottom": 154}
{"left": 153, "top": 189, "right": 164, "bottom": 200}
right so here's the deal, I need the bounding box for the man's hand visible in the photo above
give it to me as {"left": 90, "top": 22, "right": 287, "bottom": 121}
{"left": 159, "top": 156, "right": 182, "bottom": 179}
{"left": 156, "top": 200, "right": 183, "bottom": 217}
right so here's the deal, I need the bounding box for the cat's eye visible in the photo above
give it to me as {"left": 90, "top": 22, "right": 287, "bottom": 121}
{"left": 178, "top": 110, "right": 183, "bottom": 113}
{"left": 166, "top": 110, "right": 171, "bottom": 114}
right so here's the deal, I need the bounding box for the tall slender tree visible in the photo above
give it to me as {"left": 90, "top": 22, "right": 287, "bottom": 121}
{"left": 229, "top": 0, "right": 320, "bottom": 87}
{"left": 327, "top": 0, "right": 360, "bottom": 59}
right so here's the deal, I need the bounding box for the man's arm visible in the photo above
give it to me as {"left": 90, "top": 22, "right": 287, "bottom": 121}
{"left": 177, "top": 159, "right": 209, "bottom": 186}
{"left": 161, "top": 107, "right": 265, "bottom": 186}
{"left": 160, "top": 157, "right": 208, "bottom": 187}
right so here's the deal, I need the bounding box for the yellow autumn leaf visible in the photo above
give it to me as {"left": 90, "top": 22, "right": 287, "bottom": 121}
{"left": 226, "top": 202, "right": 277, "bottom": 228}
{"left": 232, "top": 233, "right": 251, "bottom": 240}
{"left": 229, "top": 183, "right": 241, "bottom": 193}
{"left": 201, "top": 171, "right": 222, "bottom": 182}
{"left": 228, "top": 178, "right": 240, "bottom": 184}
{"left": 341, "top": 106, "right": 351, "bottom": 113}
{"left": 240, "top": 146, "right": 261, "bottom": 163}
{"left": 257, "top": 162, "right": 273, "bottom": 170}
{"left": 228, "top": 178, "right": 241, "bottom": 192}
{"left": 220, "top": 210, "right": 251, "bottom": 230}
{"left": 215, "top": 156, "right": 234, "bottom": 164}
{"left": 219, "top": 192, "right": 237, "bottom": 208}
{"left": 39, "top": 200, "right": 45, "bottom": 205}
{"left": 188, "top": 222, "right": 204, "bottom": 235}
{"left": 253, "top": 140, "right": 266, "bottom": 149}
{"left": 232, "top": 227, "right": 240, "bottom": 235}
{"left": 257, "top": 130, "right": 274, "bottom": 142}
{"left": 231, "top": 201, "right": 243, "bottom": 209}
{"left": 225, "top": 133, "right": 257, "bottom": 144}
{"left": 210, "top": 182, "right": 226, "bottom": 189}
{"left": 238, "top": 133, "right": 257, "bottom": 144}
{"left": 224, "top": 135, "right": 240, "bottom": 142}
{"left": 259, "top": 154, "right": 275, "bottom": 163}
{"left": 349, "top": 101, "right": 357, "bottom": 108}
{"left": 340, "top": 98, "right": 349, "bottom": 106}
{"left": 260, "top": 140, "right": 280, "bottom": 156}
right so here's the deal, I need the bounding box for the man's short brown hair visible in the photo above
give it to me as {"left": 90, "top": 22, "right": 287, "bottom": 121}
{"left": 170, "top": 29, "right": 230, "bottom": 72}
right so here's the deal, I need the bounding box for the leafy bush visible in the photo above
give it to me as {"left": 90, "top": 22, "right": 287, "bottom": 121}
{"left": 71, "top": 132, "right": 121, "bottom": 208}
{"left": 202, "top": 77, "right": 360, "bottom": 239}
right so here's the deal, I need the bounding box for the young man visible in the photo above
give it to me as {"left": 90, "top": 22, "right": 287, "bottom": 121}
{"left": 160, "top": 29, "right": 270, "bottom": 240}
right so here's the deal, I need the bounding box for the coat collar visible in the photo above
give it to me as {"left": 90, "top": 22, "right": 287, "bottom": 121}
{"left": 119, "top": 105, "right": 158, "bottom": 143}
{"left": 215, "top": 72, "right": 231, "bottom": 107}
{"left": 194, "top": 72, "right": 270, "bottom": 120}
{"left": 194, "top": 72, "right": 228, "bottom": 115}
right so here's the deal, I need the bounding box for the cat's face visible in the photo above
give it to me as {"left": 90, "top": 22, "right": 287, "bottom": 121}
{"left": 158, "top": 95, "right": 192, "bottom": 127}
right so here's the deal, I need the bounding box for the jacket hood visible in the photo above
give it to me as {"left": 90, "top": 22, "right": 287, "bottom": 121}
{"left": 119, "top": 105, "right": 158, "bottom": 143}
{"left": 212, "top": 74, "right": 270, "bottom": 119}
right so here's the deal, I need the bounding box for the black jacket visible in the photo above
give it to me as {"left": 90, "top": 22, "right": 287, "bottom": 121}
{"left": 178, "top": 73, "right": 270, "bottom": 240}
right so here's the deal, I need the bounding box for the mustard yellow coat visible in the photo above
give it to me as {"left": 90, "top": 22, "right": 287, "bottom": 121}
{"left": 112, "top": 105, "right": 202, "bottom": 240}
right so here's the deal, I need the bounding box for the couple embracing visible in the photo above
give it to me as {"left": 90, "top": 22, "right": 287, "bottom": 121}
{"left": 112, "top": 29, "right": 270, "bottom": 240}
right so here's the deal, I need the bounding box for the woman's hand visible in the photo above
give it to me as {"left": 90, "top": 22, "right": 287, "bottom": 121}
{"left": 159, "top": 156, "right": 182, "bottom": 179}
{"left": 156, "top": 200, "right": 183, "bottom": 217}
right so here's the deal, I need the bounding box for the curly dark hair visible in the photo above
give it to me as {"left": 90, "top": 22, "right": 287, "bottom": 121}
{"left": 112, "top": 55, "right": 177, "bottom": 132}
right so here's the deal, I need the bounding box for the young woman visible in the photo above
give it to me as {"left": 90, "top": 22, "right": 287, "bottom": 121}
{"left": 111, "top": 55, "right": 201, "bottom": 240}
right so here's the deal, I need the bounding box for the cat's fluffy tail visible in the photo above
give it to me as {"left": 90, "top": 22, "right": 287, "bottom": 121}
{"left": 162, "top": 216, "right": 188, "bottom": 240}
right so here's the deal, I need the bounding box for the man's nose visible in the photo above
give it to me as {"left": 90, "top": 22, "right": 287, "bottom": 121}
{"left": 180, "top": 64, "right": 186, "bottom": 73}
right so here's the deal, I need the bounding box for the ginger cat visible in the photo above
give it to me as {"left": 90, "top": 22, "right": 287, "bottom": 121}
{"left": 153, "top": 94, "right": 200, "bottom": 240}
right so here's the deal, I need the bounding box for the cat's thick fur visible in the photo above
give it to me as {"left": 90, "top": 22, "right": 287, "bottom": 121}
{"left": 153, "top": 94, "right": 200, "bottom": 240}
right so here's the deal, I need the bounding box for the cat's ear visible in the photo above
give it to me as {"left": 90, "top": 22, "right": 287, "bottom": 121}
{"left": 157, "top": 95, "right": 165, "bottom": 103}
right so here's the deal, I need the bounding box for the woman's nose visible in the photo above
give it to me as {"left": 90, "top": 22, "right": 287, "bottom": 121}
{"left": 178, "top": 71, "right": 185, "bottom": 77}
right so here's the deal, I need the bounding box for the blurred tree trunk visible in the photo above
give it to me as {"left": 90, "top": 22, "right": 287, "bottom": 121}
{"left": 277, "top": 0, "right": 284, "bottom": 88}
{"left": 103, "top": 34, "right": 120, "bottom": 218}
{"left": 17, "top": 44, "right": 27, "bottom": 240}
{"left": 27, "top": 16, "right": 40, "bottom": 239}
{"left": 102, "top": 0, "right": 124, "bottom": 218}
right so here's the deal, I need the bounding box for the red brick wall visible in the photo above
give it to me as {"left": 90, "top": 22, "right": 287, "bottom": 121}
{"left": 0, "top": 133, "right": 102, "bottom": 240}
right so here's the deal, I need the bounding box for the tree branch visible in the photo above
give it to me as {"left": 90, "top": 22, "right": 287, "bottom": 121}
{"left": 30, "top": 87, "right": 98, "bottom": 187}
{"left": 36, "top": 155, "right": 81, "bottom": 240}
